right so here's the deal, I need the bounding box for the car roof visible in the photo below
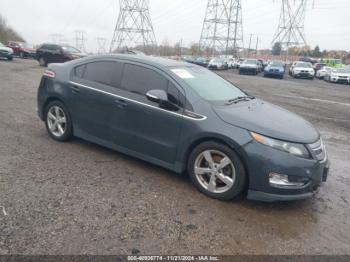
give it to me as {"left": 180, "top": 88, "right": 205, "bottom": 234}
{"left": 77, "top": 54, "right": 190, "bottom": 68}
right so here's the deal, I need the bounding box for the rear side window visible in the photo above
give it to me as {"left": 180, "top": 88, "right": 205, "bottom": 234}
{"left": 74, "top": 65, "right": 86, "bottom": 78}
{"left": 84, "top": 61, "right": 120, "bottom": 86}
{"left": 121, "top": 64, "right": 168, "bottom": 95}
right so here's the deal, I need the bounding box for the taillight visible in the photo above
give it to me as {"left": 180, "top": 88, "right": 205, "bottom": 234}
{"left": 43, "top": 70, "right": 56, "bottom": 78}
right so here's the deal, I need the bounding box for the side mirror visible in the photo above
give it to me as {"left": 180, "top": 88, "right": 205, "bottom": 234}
{"left": 146, "top": 89, "right": 168, "bottom": 104}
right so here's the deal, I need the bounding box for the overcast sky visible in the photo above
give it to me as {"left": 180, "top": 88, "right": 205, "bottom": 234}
{"left": 1, "top": 0, "right": 349, "bottom": 53}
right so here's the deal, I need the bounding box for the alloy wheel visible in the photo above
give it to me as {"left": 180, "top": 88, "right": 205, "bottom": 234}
{"left": 194, "top": 150, "right": 236, "bottom": 194}
{"left": 47, "top": 106, "right": 67, "bottom": 137}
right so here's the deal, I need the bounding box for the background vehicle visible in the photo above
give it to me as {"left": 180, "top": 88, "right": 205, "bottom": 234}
{"left": 208, "top": 58, "right": 228, "bottom": 70}
{"left": 194, "top": 57, "right": 209, "bottom": 67}
{"left": 181, "top": 55, "right": 196, "bottom": 64}
{"left": 316, "top": 66, "right": 332, "bottom": 79}
{"left": 239, "top": 59, "right": 260, "bottom": 75}
{"left": 6, "top": 41, "right": 36, "bottom": 58}
{"left": 299, "top": 57, "right": 317, "bottom": 64}
{"left": 225, "top": 58, "right": 235, "bottom": 69}
{"left": 290, "top": 61, "right": 314, "bottom": 79}
{"left": 0, "top": 42, "right": 13, "bottom": 61}
{"left": 36, "top": 44, "right": 86, "bottom": 66}
{"left": 234, "top": 58, "right": 244, "bottom": 69}
{"left": 323, "top": 58, "right": 343, "bottom": 69}
{"left": 324, "top": 68, "right": 350, "bottom": 84}
{"left": 313, "top": 63, "right": 326, "bottom": 73}
{"left": 37, "top": 55, "right": 328, "bottom": 202}
{"left": 264, "top": 60, "right": 285, "bottom": 79}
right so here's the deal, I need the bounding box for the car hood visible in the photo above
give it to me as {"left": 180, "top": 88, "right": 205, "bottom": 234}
{"left": 295, "top": 67, "right": 313, "bottom": 71}
{"left": 241, "top": 64, "right": 257, "bottom": 68}
{"left": 332, "top": 72, "right": 350, "bottom": 77}
{"left": 212, "top": 99, "right": 319, "bottom": 144}
{"left": 0, "top": 46, "right": 13, "bottom": 53}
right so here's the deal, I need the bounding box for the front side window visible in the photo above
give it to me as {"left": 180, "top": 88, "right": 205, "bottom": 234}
{"left": 171, "top": 66, "right": 246, "bottom": 102}
{"left": 121, "top": 64, "right": 168, "bottom": 95}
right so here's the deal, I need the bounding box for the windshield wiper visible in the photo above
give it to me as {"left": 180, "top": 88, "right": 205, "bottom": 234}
{"left": 226, "top": 96, "right": 255, "bottom": 105}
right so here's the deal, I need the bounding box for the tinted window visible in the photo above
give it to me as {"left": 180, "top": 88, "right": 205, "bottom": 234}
{"left": 121, "top": 64, "right": 168, "bottom": 95}
{"left": 74, "top": 65, "right": 86, "bottom": 78}
{"left": 167, "top": 81, "right": 185, "bottom": 108}
{"left": 84, "top": 61, "right": 117, "bottom": 85}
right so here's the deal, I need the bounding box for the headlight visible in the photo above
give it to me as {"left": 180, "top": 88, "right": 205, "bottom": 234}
{"left": 251, "top": 132, "right": 311, "bottom": 159}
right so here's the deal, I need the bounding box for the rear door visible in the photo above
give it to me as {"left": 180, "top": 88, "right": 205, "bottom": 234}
{"left": 69, "top": 60, "right": 124, "bottom": 141}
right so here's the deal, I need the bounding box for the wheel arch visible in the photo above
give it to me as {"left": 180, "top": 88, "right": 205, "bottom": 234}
{"left": 182, "top": 136, "right": 251, "bottom": 189}
{"left": 41, "top": 96, "right": 66, "bottom": 120}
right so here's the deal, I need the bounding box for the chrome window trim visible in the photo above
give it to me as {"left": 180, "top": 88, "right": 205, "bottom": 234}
{"left": 69, "top": 81, "right": 207, "bottom": 121}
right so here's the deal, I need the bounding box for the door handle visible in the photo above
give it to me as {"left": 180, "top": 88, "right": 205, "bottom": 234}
{"left": 115, "top": 99, "right": 128, "bottom": 108}
{"left": 71, "top": 85, "right": 81, "bottom": 93}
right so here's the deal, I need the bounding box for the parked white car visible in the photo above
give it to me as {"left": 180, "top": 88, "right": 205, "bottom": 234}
{"left": 316, "top": 66, "right": 333, "bottom": 79}
{"left": 0, "top": 42, "right": 14, "bottom": 61}
{"left": 290, "top": 61, "right": 315, "bottom": 80}
{"left": 208, "top": 58, "right": 228, "bottom": 70}
{"left": 324, "top": 68, "right": 350, "bottom": 84}
{"left": 225, "top": 58, "right": 235, "bottom": 69}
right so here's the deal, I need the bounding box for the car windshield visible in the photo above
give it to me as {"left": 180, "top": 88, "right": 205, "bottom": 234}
{"left": 243, "top": 59, "right": 257, "bottom": 65}
{"left": 197, "top": 58, "right": 207, "bottom": 62}
{"left": 171, "top": 66, "right": 246, "bottom": 102}
{"left": 335, "top": 69, "right": 349, "bottom": 73}
{"left": 62, "top": 46, "right": 81, "bottom": 54}
{"left": 22, "top": 43, "right": 35, "bottom": 49}
{"left": 296, "top": 62, "right": 312, "bottom": 68}
{"left": 212, "top": 59, "right": 224, "bottom": 63}
{"left": 270, "top": 61, "right": 284, "bottom": 67}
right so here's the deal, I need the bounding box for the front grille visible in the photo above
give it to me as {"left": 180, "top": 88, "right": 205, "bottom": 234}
{"left": 309, "top": 139, "right": 327, "bottom": 163}
{"left": 0, "top": 50, "right": 9, "bottom": 54}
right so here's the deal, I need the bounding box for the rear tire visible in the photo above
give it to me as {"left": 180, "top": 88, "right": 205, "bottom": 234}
{"left": 7, "top": 56, "right": 13, "bottom": 61}
{"left": 187, "top": 141, "right": 247, "bottom": 201}
{"left": 44, "top": 101, "right": 73, "bottom": 142}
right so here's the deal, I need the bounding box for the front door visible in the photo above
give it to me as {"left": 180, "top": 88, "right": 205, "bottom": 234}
{"left": 114, "top": 63, "right": 184, "bottom": 164}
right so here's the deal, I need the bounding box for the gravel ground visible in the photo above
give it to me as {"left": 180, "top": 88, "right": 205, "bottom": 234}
{"left": 0, "top": 58, "right": 349, "bottom": 255}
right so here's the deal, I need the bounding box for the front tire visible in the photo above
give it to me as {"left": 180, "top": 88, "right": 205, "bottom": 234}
{"left": 20, "top": 52, "right": 25, "bottom": 59}
{"left": 187, "top": 141, "right": 247, "bottom": 201}
{"left": 44, "top": 101, "right": 73, "bottom": 142}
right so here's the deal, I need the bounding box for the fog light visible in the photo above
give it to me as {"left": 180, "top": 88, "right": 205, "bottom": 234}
{"left": 269, "top": 173, "right": 308, "bottom": 188}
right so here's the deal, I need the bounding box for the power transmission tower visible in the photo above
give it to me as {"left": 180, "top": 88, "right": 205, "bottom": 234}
{"left": 75, "top": 30, "right": 87, "bottom": 52}
{"left": 199, "top": 0, "right": 244, "bottom": 58}
{"left": 97, "top": 38, "right": 108, "bottom": 54}
{"left": 110, "top": 0, "right": 157, "bottom": 54}
{"left": 272, "top": 0, "right": 309, "bottom": 54}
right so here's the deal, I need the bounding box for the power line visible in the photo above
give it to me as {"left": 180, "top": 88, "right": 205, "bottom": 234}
{"left": 75, "top": 30, "right": 87, "bottom": 52}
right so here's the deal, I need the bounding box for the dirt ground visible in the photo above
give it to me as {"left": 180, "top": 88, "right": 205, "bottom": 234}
{"left": 0, "top": 58, "right": 349, "bottom": 255}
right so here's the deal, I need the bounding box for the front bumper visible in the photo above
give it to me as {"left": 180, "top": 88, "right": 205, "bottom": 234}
{"left": 330, "top": 77, "right": 349, "bottom": 84}
{"left": 240, "top": 67, "right": 257, "bottom": 74}
{"left": 264, "top": 71, "right": 284, "bottom": 78}
{"left": 242, "top": 140, "right": 329, "bottom": 202}
{"left": 294, "top": 72, "right": 313, "bottom": 78}
{"left": 0, "top": 52, "right": 13, "bottom": 59}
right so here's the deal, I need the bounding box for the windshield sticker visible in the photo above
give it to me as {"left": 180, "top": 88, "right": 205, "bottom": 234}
{"left": 171, "top": 69, "right": 195, "bottom": 79}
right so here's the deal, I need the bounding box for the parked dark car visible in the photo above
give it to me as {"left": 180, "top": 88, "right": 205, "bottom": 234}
{"left": 239, "top": 59, "right": 260, "bottom": 75}
{"left": 181, "top": 55, "right": 196, "bottom": 64}
{"left": 264, "top": 60, "right": 285, "bottom": 79}
{"left": 37, "top": 55, "right": 329, "bottom": 202}
{"left": 6, "top": 41, "right": 36, "bottom": 58}
{"left": 36, "top": 44, "right": 86, "bottom": 67}
{"left": 194, "top": 57, "right": 209, "bottom": 67}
